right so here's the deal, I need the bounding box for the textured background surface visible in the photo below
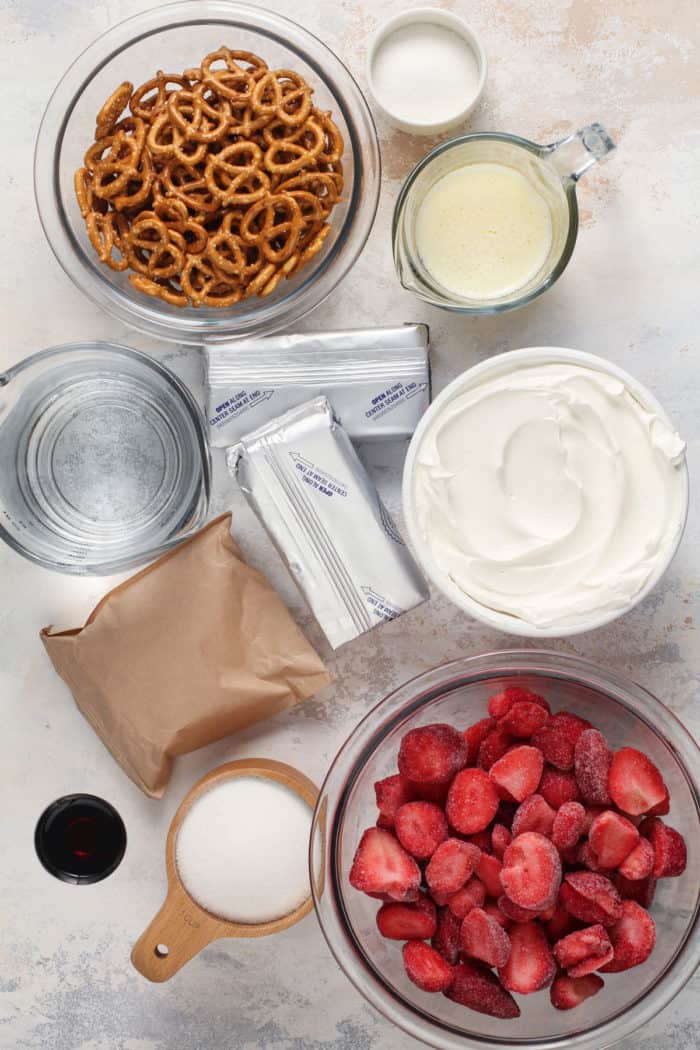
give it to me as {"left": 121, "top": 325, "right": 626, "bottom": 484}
{"left": 1, "top": 0, "right": 699, "bottom": 1047}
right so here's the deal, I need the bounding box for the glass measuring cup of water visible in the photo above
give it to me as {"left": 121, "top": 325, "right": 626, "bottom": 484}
{"left": 393, "top": 123, "right": 615, "bottom": 314}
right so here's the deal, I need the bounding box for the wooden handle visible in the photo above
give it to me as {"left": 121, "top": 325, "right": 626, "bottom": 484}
{"left": 131, "top": 882, "right": 226, "bottom": 983}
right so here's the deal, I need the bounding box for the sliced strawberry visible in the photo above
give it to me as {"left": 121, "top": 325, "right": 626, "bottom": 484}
{"left": 607, "top": 747, "right": 668, "bottom": 816}
{"left": 512, "top": 794, "right": 556, "bottom": 837}
{"left": 574, "top": 729, "right": 612, "bottom": 805}
{"left": 410, "top": 780, "right": 450, "bottom": 806}
{"left": 447, "top": 876, "right": 486, "bottom": 919}
{"left": 501, "top": 832, "right": 562, "bottom": 911}
{"left": 398, "top": 723, "right": 467, "bottom": 785}
{"left": 577, "top": 840, "right": 608, "bottom": 873}
{"left": 498, "top": 921, "right": 556, "bottom": 994}
{"left": 639, "top": 817, "right": 687, "bottom": 878}
{"left": 403, "top": 940, "right": 454, "bottom": 992}
{"left": 498, "top": 701, "right": 549, "bottom": 738}
{"left": 463, "top": 717, "right": 496, "bottom": 765}
{"left": 498, "top": 894, "right": 543, "bottom": 922}
{"left": 545, "top": 903, "right": 577, "bottom": 942}
{"left": 395, "top": 801, "right": 448, "bottom": 860}
{"left": 349, "top": 827, "right": 421, "bottom": 900}
{"left": 484, "top": 901, "right": 512, "bottom": 929}
{"left": 553, "top": 924, "right": 613, "bottom": 976}
{"left": 431, "top": 906, "right": 462, "bottom": 965}
{"left": 477, "top": 727, "right": 514, "bottom": 771}
{"left": 476, "top": 852, "right": 504, "bottom": 898}
{"left": 617, "top": 835, "right": 655, "bottom": 880}
{"left": 446, "top": 768, "right": 499, "bottom": 834}
{"left": 488, "top": 686, "right": 549, "bottom": 720}
{"left": 376, "top": 896, "right": 437, "bottom": 940}
{"left": 466, "top": 829, "right": 492, "bottom": 852}
{"left": 539, "top": 768, "right": 581, "bottom": 809}
{"left": 491, "top": 823, "right": 512, "bottom": 859}
{"left": 647, "top": 789, "right": 671, "bottom": 816}
{"left": 551, "top": 972, "right": 604, "bottom": 1010}
{"left": 445, "top": 960, "right": 520, "bottom": 1018}
{"left": 374, "top": 774, "right": 417, "bottom": 829}
{"left": 581, "top": 805, "right": 607, "bottom": 835}
{"left": 552, "top": 802, "right": 587, "bottom": 853}
{"left": 426, "top": 839, "right": 481, "bottom": 895}
{"left": 599, "top": 900, "right": 656, "bottom": 972}
{"left": 589, "top": 810, "right": 640, "bottom": 869}
{"left": 531, "top": 712, "right": 591, "bottom": 771}
{"left": 489, "top": 745, "right": 544, "bottom": 803}
{"left": 560, "top": 872, "right": 623, "bottom": 927}
{"left": 461, "top": 907, "right": 512, "bottom": 967}
{"left": 613, "top": 872, "right": 657, "bottom": 909}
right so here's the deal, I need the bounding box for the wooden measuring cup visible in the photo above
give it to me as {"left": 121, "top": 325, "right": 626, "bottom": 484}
{"left": 131, "top": 758, "right": 319, "bottom": 982}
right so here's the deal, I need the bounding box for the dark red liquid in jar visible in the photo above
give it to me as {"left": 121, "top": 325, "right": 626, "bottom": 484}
{"left": 35, "top": 795, "right": 126, "bottom": 884}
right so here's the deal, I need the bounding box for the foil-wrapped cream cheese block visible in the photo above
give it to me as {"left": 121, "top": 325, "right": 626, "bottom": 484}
{"left": 229, "top": 397, "right": 429, "bottom": 648}
{"left": 206, "top": 324, "right": 430, "bottom": 446}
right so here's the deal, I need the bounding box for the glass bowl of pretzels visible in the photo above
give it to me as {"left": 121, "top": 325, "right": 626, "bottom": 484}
{"left": 34, "top": 0, "right": 380, "bottom": 344}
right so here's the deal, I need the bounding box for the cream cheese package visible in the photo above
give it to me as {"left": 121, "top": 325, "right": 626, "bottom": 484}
{"left": 206, "top": 324, "right": 430, "bottom": 447}
{"left": 229, "top": 397, "right": 429, "bottom": 648}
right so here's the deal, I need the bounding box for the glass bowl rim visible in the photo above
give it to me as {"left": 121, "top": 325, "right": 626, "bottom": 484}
{"left": 311, "top": 649, "right": 700, "bottom": 1050}
{"left": 33, "top": 0, "right": 381, "bottom": 345}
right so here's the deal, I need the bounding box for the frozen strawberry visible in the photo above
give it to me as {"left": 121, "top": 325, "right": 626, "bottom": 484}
{"left": 647, "top": 789, "right": 671, "bottom": 816}
{"left": 395, "top": 801, "right": 448, "bottom": 860}
{"left": 398, "top": 723, "right": 467, "bottom": 785}
{"left": 532, "top": 712, "right": 591, "bottom": 771}
{"left": 599, "top": 900, "right": 656, "bottom": 972}
{"left": 560, "top": 872, "right": 623, "bottom": 927}
{"left": 559, "top": 843, "right": 581, "bottom": 868}
{"left": 490, "top": 745, "right": 544, "bottom": 803}
{"left": 411, "top": 780, "right": 450, "bottom": 806}
{"left": 350, "top": 827, "right": 421, "bottom": 900}
{"left": 574, "top": 729, "right": 612, "bottom": 805}
{"left": 432, "top": 906, "right": 462, "bottom": 965}
{"left": 484, "top": 901, "right": 512, "bottom": 929}
{"left": 376, "top": 896, "right": 437, "bottom": 939}
{"left": 539, "top": 768, "right": 581, "bottom": 809}
{"left": 617, "top": 836, "right": 655, "bottom": 880}
{"left": 461, "top": 907, "right": 512, "bottom": 968}
{"left": 553, "top": 924, "right": 613, "bottom": 977}
{"left": 488, "top": 686, "right": 549, "bottom": 720}
{"left": 476, "top": 853, "right": 504, "bottom": 898}
{"left": 498, "top": 701, "right": 549, "bottom": 738}
{"left": 446, "top": 768, "right": 499, "bottom": 835}
{"left": 613, "top": 872, "right": 657, "bottom": 909}
{"left": 477, "top": 727, "right": 514, "bottom": 771}
{"left": 501, "top": 832, "right": 562, "bottom": 911}
{"left": 466, "top": 829, "right": 493, "bottom": 852}
{"left": 607, "top": 747, "right": 668, "bottom": 816}
{"left": 498, "top": 894, "right": 542, "bottom": 922}
{"left": 498, "top": 921, "right": 556, "bottom": 994}
{"left": 463, "top": 717, "right": 496, "bottom": 765}
{"left": 448, "top": 876, "right": 486, "bottom": 919}
{"left": 577, "top": 840, "right": 607, "bottom": 873}
{"left": 426, "top": 839, "right": 481, "bottom": 895}
{"left": 445, "top": 960, "right": 520, "bottom": 1018}
{"left": 512, "top": 794, "right": 556, "bottom": 837}
{"left": 589, "top": 810, "right": 640, "bottom": 869}
{"left": 374, "top": 775, "right": 417, "bottom": 829}
{"left": 552, "top": 802, "right": 587, "bottom": 853}
{"left": 545, "top": 903, "right": 577, "bottom": 942}
{"left": 403, "top": 940, "right": 454, "bottom": 992}
{"left": 550, "top": 972, "right": 604, "bottom": 1010}
{"left": 491, "top": 823, "right": 512, "bottom": 859}
{"left": 581, "top": 805, "right": 607, "bottom": 835}
{"left": 639, "top": 817, "right": 687, "bottom": 878}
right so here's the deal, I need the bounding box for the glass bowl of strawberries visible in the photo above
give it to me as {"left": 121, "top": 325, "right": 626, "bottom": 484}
{"left": 310, "top": 650, "right": 700, "bottom": 1050}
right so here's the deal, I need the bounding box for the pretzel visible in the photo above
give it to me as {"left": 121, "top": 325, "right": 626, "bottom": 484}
{"left": 75, "top": 48, "right": 345, "bottom": 307}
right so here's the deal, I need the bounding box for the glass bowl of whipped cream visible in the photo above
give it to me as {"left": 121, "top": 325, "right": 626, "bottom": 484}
{"left": 402, "top": 348, "right": 689, "bottom": 638}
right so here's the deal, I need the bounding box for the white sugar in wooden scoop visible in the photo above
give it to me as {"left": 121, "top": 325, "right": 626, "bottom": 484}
{"left": 175, "top": 776, "right": 314, "bottom": 923}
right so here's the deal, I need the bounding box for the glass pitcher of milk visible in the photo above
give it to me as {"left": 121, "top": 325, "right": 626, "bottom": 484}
{"left": 393, "top": 123, "right": 615, "bottom": 314}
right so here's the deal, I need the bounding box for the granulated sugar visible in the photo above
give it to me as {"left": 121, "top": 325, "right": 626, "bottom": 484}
{"left": 175, "top": 775, "right": 315, "bottom": 923}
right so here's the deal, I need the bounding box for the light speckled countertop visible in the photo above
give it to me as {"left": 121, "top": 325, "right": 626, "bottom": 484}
{"left": 2, "top": 1, "right": 699, "bottom": 1048}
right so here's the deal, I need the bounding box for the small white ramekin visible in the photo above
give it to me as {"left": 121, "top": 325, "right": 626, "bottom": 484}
{"left": 366, "top": 8, "right": 487, "bottom": 136}
{"left": 402, "top": 347, "right": 690, "bottom": 638}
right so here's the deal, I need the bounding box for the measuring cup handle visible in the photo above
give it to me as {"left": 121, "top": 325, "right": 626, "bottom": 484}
{"left": 131, "top": 883, "right": 222, "bottom": 982}
{"left": 543, "top": 122, "right": 616, "bottom": 182}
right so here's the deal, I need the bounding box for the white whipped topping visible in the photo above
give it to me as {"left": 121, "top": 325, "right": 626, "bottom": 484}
{"left": 412, "top": 361, "right": 687, "bottom": 629}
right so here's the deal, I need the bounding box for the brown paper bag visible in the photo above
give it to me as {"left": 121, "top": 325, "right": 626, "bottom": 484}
{"left": 41, "top": 514, "right": 331, "bottom": 797}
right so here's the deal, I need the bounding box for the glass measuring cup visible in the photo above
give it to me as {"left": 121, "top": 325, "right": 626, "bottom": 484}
{"left": 393, "top": 123, "right": 616, "bottom": 314}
